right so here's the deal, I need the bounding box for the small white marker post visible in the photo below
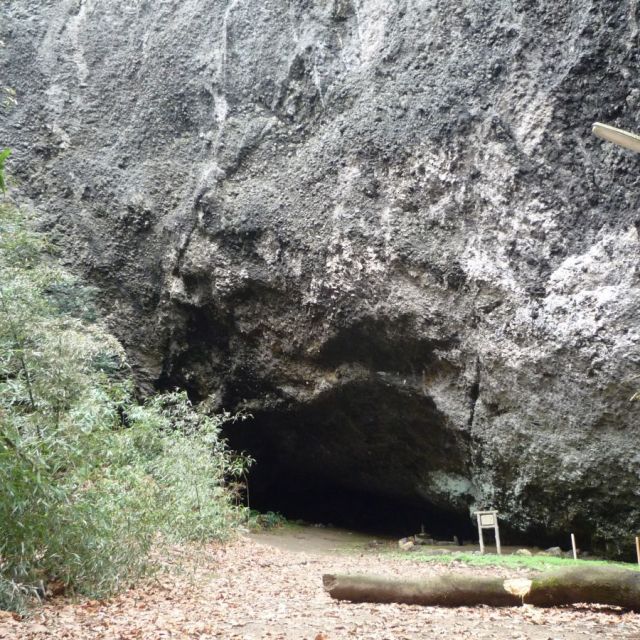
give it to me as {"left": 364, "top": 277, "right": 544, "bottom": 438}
{"left": 571, "top": 533, "right": 577, "bottom": 560}
{"left": 475, "top": 510, "right": 501, "bottom": 555}
{"left": 635, "top": 536, "right": 640, "bottom": 566}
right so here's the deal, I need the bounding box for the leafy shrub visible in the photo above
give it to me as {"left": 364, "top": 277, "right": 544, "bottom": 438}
{"left": 0, "top": 203, "right": 250, "bottom": 612}
{"left": 127, "top": 391, "right": 250, "bottom": 543}
{"left": 0, "top": 149, "right": 10, "bottom": 194}
{"left": 247, "top": 510, "right": 287, "bottom": 531}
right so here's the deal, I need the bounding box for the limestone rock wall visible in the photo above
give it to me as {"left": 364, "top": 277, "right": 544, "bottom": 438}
{"left": 2, "top": 0, "right": 639, "bottom": 553}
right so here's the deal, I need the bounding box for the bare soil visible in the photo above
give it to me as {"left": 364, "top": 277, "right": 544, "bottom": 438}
{"left": 1, "top": 526, "right": 639, "bottom": 639}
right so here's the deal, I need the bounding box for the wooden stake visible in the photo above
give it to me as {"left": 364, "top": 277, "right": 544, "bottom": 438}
{"left": 571, "top": 533, "right": 577, "bottom": 560}
{"left": 476, "top": 513, "right": 485, "bottom": 555}
{"left": 635, "top": 536, "right": 640, "bottom": 566}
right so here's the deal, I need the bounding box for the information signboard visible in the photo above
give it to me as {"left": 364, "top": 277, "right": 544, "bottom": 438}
{"left": 474, "top": 510, "right": 501, "bottom": 555}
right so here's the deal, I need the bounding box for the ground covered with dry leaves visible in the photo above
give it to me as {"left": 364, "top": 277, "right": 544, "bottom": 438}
{"left": 1, "top": 527, "right": 639, "bottom": 640}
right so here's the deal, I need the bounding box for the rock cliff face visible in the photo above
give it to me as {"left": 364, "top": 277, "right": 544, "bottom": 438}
{"left": 2, "top": 0, "right": 640, "bottom": 552}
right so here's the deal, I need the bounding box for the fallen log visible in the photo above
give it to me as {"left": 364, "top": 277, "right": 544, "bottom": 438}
{"left": 524, "top": 566, "right": 640, "bottom": 610}
{"left": 322, "top": 574, "right": 522, "bottom": 607}
{"left": 323, "top": 566, "right": 640, "bottom": 611}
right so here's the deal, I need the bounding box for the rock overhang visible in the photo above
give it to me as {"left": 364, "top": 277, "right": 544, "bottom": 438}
{"left": 1, "top": 0, "right": 640, "bottom": 555}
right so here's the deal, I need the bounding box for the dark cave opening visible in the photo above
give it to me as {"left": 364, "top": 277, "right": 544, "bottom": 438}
{"left": 162, "top": 307, "right": 483, "bottom": 540}
{"left": 222, "top": 377, "right": 478, "bottom": 542}
{"left": 215, "top": 377, "right": 605, "bottom": 553}
{"left": 243, "top": 467, "right": 477, "bottom": 542}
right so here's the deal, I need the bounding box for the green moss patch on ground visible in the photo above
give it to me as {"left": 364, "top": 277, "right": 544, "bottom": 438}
{"left": 389, "top": 550, "right": 640, "bottom": 572}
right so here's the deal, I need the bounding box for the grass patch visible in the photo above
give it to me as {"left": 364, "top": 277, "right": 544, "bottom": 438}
{"left": 390, "top": 550, "right": 640, "bottom": 572}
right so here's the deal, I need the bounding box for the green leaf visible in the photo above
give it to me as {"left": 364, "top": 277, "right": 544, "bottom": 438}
{"left": 0, "top": 148, "right": 11, "bottom": 195}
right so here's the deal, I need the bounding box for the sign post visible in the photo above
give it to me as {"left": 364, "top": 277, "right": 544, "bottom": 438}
{"left": 475, "top": 510, "right": 501, "bottom": 555}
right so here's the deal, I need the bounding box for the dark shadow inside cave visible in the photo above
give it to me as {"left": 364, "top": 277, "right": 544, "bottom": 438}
{"left": 243, "top": 468, "right": 476, "bottom": 541}
{"left": 223, "top": 378, "right": 477, "bottom": 542}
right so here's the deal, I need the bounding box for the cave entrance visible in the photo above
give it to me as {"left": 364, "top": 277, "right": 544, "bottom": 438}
{"left": 223, "top": 379, "right": 476, "bottom": 542}
{"left": 244, "top": 466, "right": 476, "bottom": 541}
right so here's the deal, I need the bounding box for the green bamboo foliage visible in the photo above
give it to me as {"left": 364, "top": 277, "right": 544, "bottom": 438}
{"left": 0, "top": 204, "right": 251, "bottom": 613}
{"left": 0, "top": 150, "right": 10, "bottom": 194}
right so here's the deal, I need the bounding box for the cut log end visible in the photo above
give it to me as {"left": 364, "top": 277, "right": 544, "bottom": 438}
{"left": 503, "top": 578, "right": 532, "bottom": 598}
{"left": 322, "top": 574, "right": 337, "bottom": 590}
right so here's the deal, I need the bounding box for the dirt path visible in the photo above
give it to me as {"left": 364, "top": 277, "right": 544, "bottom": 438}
{"left": 248, "top": 525, "right": 382, "bottom": 554}
{"left": 2, "top": 527, "right": 639, "bottom": 639}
